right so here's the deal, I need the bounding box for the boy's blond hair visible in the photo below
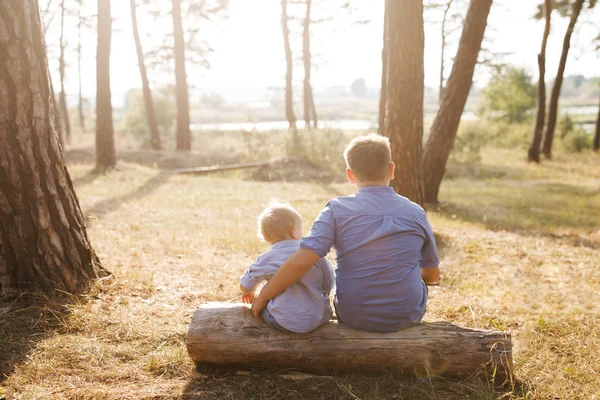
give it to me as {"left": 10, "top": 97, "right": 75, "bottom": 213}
{"left": 343, "top": 134, "right": 391, "bottom": 182}
{"left": 257, "top": 202, "right": 302, "bottom": 244}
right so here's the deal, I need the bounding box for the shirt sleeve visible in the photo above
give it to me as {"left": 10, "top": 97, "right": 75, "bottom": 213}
{"left": 420, "top": 216, "right": 440, "bottom": 269}
{"left": 240, "top": 258, "right": 278, "bottom": 291}
{"left": 299, "top": 203, "right": 336, "bottom": 258}
{"left": 316, "top": 258, "right": 335, "bottom": 294}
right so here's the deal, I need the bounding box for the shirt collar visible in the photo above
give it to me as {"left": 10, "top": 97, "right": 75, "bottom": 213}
{"left": 358, "top": 185, "right": 395, "bottom": 193}
{"left": 270, "top": 239, "right": 300, "bottom": 250}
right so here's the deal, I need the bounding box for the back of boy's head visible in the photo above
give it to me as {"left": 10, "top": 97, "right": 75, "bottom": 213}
{"left": 343, "top": 134, "right": 391, "bottom": 182}
{"left": 257, "top": 202, "right": 302, "bottom": 244}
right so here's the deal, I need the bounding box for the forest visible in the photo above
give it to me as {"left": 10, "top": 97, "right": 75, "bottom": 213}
{"left": 0, "top": 0, "right": 599, "bottom": 399}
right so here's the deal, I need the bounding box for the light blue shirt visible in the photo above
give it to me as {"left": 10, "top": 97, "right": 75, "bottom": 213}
{"left": 240, "top": 239, "right": 334, "bottom": 333}
{"left": 300, "top": 186, "right": 439, "bottom": 332}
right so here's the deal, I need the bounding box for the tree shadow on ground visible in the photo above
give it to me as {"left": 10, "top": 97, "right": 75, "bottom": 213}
{"left": 65, "top": 147, "right": 241, "bottom": 171}
{"left": 0, "top": 291, "right": 71, "bottom": 383}
{"left": 71, "top": 168, "right": 104, "bottom": 187}
{"left": 84, "top": 171, "right": 172, "bottom": 222}
{"left": 181, "top": 368, "right": 529, "bottom": 400}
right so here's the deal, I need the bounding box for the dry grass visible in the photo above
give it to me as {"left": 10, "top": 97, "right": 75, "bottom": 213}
{"left": 1, "top": 140, "right": 599, "bottom": 399}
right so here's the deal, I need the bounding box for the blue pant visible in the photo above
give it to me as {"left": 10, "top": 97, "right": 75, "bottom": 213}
{"left": 260, "top": 309, "right": 291, "bottom": 332}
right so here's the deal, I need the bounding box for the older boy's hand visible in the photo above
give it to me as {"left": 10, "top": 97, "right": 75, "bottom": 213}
{"left": 251, "top": 294, "right": 268, "bottom": 318}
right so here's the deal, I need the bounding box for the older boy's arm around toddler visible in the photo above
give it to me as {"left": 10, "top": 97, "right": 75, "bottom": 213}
{"left": 251, "top": 248, "right": 321, "bottom": 316}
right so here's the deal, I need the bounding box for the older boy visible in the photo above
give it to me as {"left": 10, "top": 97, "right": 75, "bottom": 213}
{"left": 251, "top": 134, "right": 440, "bottom": 332}
{"left": 240, "top": 202, "right": 334, "bottom": 333}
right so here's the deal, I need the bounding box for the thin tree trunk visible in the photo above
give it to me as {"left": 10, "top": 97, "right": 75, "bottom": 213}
{"left": 302, "top": 0, "right": 317, "bottom": 129}
{"left": 130, "top": 0, "right": 161, "bottom": 150}
{"left": 172, "top": 0, "right": 191, "bottom": 151}
{"left": 281, "top": 0, "right": 297, "bottom": 132}
{"left": 378, "top": 0, "right": 389, "bottom": 134}
{"left": 59, "top": 0, "right": 71, "bottom": 143}
{"left": 423, "top": 0, "right": 492, "bottom": 204}
{"left": 383, "top": 0, "right": 425, "bottom": 206}
{"left": 541, "top": 0, "right": 584, "bottom": 158}
{"left": 77, "top": 0, "right": 86, "bottom": 132}
{"left": 439, "top": 0, "right": 453, "bottom": 104}
{"left": 96, "top": 0, "right": 116, "bottom": 169}
{"left": 0, "top": 0, "right": 107, "bottom": 293}
{"left": 594, "top": 95, "right": 600, "bottom": 151}
{"left": 528, "top": 0, "right": 551, "bottom": 163}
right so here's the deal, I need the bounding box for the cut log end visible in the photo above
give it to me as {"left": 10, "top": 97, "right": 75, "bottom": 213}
{"left": 186, "top": 303, "right": 512, "bottom": 379}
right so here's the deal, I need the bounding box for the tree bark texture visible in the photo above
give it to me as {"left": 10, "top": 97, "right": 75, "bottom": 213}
{"left": 187, "top": 304, "right": 513, "bottom": 378}
{"left": 281, "top": 0, "right": 297, "bottom": 131}
{"left": 130, "top": 0, "right": 161, "bottom": 150}
{"left": 378, "top": 0, "right": 389, "bottom": 134}
{"left": 382, "top": 0, "right": 425, "bottom": 206}
{"left": 594, "top": 95, "right": 600, "bottom": 151}
{"left": 541, "top": 0, "right": 584, "bottom": 158}
{"left": 77, "top": 0, "right": 85, "bottom": 132}
{"left": 96, "top": 0, "right": 116, "bottom": 169}
{"left": 528, "top": 0, "right": 551, "bottom": 163}
{"left": 59, "top": 0, "right": 71, "bottom": 143}
{"left": 423, "top": 0, "right": 492, "bottom": 204}
{"left": 302, "top": 0, "right": 317, "bottom": 129}
{"left": 50, "top": 78, "right": 65, "bottom": 147}
{"left": 0, "top": 0, "right": 107, "bottom": 293}
{"left": 172, "top": 0, "right": 191, "bottom": 151}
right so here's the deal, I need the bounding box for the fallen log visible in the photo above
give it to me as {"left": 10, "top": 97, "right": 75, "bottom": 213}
{"left": 174, "top": 159, "right": 279, "bottom": 175}
{"left": 186, "top": 303, "right": 512, "bottom": 378}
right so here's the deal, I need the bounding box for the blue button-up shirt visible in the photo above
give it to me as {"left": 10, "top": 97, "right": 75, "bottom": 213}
{"left": 300, "top": 186, "right": 439, "bottom": 332}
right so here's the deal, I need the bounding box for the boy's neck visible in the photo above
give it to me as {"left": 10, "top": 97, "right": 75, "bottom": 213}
{"left": 355, "top": 179, "right": 391, "bottom": 189}
{"left": 269, "top": 237, "right": 298, "bottom": 246}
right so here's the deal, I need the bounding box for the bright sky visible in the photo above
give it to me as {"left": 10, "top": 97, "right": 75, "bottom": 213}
{"left": 47, "top": 0, "right": 600, "bottom": 102}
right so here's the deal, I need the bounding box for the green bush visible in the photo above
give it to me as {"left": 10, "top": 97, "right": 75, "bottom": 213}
{"left": 292, "top": 129, "right": 355, "bottom": 172}
{"left": 123, "top": 88, "right": 175, "bottom": 148}
{"left": 450, "top": 121, "right": 532, "bottom": 162}
{"left": 561, "top": 127, "right": 592, "bottom": 153}
{"left": 478, "top": 66, "right": 536, "bottom": 123}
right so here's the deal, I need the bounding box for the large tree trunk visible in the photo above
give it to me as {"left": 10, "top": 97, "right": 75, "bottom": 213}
{"left": 541, "top": 0, "right": 584, "bottom": 159}
{"left": 281, "top": 0, "right": 297, "bottom": 131}
{"left": 383, "top": 0, "right": 425, "bottom": 205}
{"left": 422, "top": 0, "right": 492, "bottom": 204}
{"left": 378, "top": 0, "right": 389, "bottom": 134}
{"left": 172, "top": 0, "right": 191, "bottom": 151}
{"left": 96, "top": 0, "right": 116, "bottom": 169}
{"left": 594, "top": 95, "right": 600, "bottom": 152}
{"left": 187, "top": 304, "right": 513, "bottom": 378}
{"left": 302, "top": 0, "right": 317, "bottom": 129}
{"left": 130, "top": 0, "right": 161, "bottom": 150}
{"left": 0, "top": 0, "right": 107, "bottom": 293}
{"left": 59, "top": 0, "right": 71, "bottom": 144}
{"left": 528, "top": 0, "right": 552, "bottom": 163}
{"left": 77, "top": 0, "right": 86, "bottom": 133}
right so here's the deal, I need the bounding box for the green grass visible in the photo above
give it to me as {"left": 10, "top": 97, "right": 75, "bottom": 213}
{"left": 1, "top": 139, "right": 599, "bottom": 399}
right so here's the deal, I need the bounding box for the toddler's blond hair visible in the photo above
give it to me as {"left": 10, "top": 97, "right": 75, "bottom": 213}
{"left": 343, "top": 134, "right": 391, "bottom": 182}
{"left": 257, "top": 202, "right": 302, "bottom": 244}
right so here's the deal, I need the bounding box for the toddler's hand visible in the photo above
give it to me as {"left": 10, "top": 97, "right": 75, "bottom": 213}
{"left": 241, "top": 292, "right": 255, "bottom": 304}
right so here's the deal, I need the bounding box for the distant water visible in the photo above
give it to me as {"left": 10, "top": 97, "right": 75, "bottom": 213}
{"left": 190, "top": 107, "right": 596, "bottom": 133}
{"left": 191, "top": 119, "right": 375, "bottom": 132}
